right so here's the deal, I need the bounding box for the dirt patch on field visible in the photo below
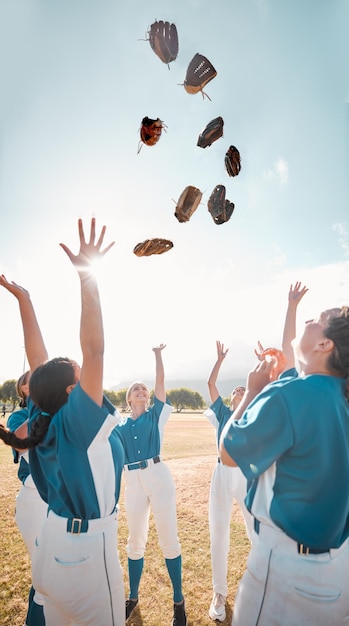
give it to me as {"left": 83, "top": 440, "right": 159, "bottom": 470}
{"left": 167, "top": 454, "right": 245, "bottom": 523}
{"left": 167, "top": 455, "right": 213, "bottom": 507}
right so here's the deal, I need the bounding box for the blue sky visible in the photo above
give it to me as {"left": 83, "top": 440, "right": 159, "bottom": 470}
{"left": 1, "top": 0, "right": 348, "bottom": 389}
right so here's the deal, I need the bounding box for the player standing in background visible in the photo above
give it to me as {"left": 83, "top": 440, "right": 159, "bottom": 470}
{"left": 116, "top": 344, "right": 187, "bottom": 626}
{"left": 7, "top": 370, "right": 47, "bottom": 626}
{"left": 0, "top": 219, "right": 126, "bottom": 626}
{"left": 205, "top": 341, "right": 253, "bottom": 622}
{"left": 220, "top": 284, "right": 349, "bottom": 625}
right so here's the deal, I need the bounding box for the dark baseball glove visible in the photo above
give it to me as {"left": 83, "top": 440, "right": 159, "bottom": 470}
{"left": 138, "top": 117, "right": 166, "bottom": 153}
{"left": 225, "top": 145, "right": 241, "bottom": 177}
{"left": 182, "top": 53, "right": 217, "bottom": 100}
{"left": 197, "top": 117, "right": 224, "bottom": 148}
{"left": 207, "top": 185, "right": 235, "bottom": 225}
{"left": 148, "top": 20, "right": 179, "bottom": 67}
{"left": 174, "top": 185, "right": 203, "bottom": 223}
{"left": 133, "top": 238, "right": 174, "bottom": 257}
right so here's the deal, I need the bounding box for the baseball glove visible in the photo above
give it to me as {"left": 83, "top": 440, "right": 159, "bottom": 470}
{"left": 197, "top": 117, "right": 224, "bottom": 148}
{"left": 207, "top": 185, "right": 235, "bottom": 225}
{"left": 133, "top": 238, "right": 174, "bottom": 257}
{"left": 148, "top": 20, "right": 179, "bottom": 67}
{"left": 182, "top": 53, "right": 217, "bottom": 100}
{"left": 138, "top": 117, "right": 166, "bottom": 153}
{"left": 174, "top": 185, "right": 203, "bottom": 223}
{"left": 225, "top": 145, "right": 241, "bottom": 177}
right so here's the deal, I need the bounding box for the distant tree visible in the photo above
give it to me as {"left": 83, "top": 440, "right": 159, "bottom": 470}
{"left": 104, "top": 387, "right": 157, "bottom": 412}
{"left": 103, "top": 389, "right": 119, "bottom": 406}
{"left": 0, "top": 379, "right": 18, "bottom": 411}
{"left": 104, "top": 388, "right": 128, "bottom": 410}
{"left": 167, "top": 387, "right": 205, "bottom": 412}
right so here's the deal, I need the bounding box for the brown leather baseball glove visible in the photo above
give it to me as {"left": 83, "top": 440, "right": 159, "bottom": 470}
{"left": 148, "top": 20, "right": 179, "bottom": 67}
{"left": 133, "top": 238, "right": 174, "bottom": 257}
{"left": 138, "top": 117, "right": 166, "bottom": 153}
{"left": 207, "top": 185, "right": 235, "bottom": 225}
{"left": 225, "top": 145, "right": 241, "bottom": 177}
{"left": 182, "top": 53, "right": 217, "bottom": 100}
{"left": 197, "top": 117, "right": 224, "bottom": 148}
{"left": 174, "top": 186, "right": 203, "bottom": 223}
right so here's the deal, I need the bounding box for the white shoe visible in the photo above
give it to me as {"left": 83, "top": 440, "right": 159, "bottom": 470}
{"left": 209, "top": 592, "right": 226, "bottom": 622}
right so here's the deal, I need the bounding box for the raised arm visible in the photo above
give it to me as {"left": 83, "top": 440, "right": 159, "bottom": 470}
{"left": 219, "top": 359, "right": 275, "bottom": 466}
{"left": 207, "top": 340, "right": 229, "bottom": 404}
{"left": 60, "top": 218, "right": 114, "bottom": 406}
{"left": 0, "top": 276, "right": 48, "bottom": 373}
{"left": 152, "top": 343, "right": 166, "bottom": 403}
{"left": 282, "top": 282, "right": 308, "bottom": 370}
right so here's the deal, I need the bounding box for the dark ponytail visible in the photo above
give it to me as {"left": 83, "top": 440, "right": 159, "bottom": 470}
{"left": 0, "top": 357, "right": 76, "bottom": 450}
{"left": 0, "top": 412, "right": 52, "bottom": 449}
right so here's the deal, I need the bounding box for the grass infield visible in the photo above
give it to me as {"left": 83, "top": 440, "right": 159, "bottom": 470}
{"left": 0, "top": 412, "right": 250, "bottom": 625}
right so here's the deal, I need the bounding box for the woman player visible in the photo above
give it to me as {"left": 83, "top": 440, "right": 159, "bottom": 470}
{"left": 116, "top": 344, "right": 187, "bottom": 626}
{"left": 0, "top": 218, "right": 126, "bottom": 626}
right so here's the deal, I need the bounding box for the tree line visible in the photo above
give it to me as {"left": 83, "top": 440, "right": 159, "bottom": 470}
{"left": 104, "top": 387, "right": 206, "bottom": 412}
{"left": 0, "top": 380, "right": 209, "bottom": 414}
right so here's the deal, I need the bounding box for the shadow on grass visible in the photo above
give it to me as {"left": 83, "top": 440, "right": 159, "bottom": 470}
{"left": 126, "top": 599, "right": 233, "bottom": 625}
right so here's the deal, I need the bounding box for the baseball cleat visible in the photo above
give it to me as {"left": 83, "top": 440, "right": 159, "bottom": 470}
{"left": 172, "top": 599, "right": 187, "bottom": 626}
{"left": 209, "top": 592, "right": 226, "bottom": 622}
{"left": 126, "top": 598, "right": 138, "bottom": 620}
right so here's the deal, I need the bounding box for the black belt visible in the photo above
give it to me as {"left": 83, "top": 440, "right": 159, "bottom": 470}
{"left": 127, "top": 456, "right": 161, "bottom": 471}
{"left": 253, "top": 517, "right": 330, "bottom": 556}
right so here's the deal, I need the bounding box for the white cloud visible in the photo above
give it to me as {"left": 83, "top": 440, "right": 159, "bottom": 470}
{"left": 267, "top": 243, "right": 287, "bottom": 269}
{"left": 263, "top": 158, "right": 289, "bottom": 186}
{"left": 1, "top": 253, "right": 348, "bottom": 389}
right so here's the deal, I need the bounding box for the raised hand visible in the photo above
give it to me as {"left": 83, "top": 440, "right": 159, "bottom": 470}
{"left": 152, "top": 343, "right": 166, "bottom": 354}
{"left": 60, "top": 218, "right": 115, "bottom": 271}
{"left": 247, "top": 359, "right": 278, "bottom": 394}
{"left": 216, "top": 340, "right": 229, "bottom": 361}
{"left": 0, "top": 275, "right": 30, "bottom": 300}
{"left": 288, "top": 282, "right": 308, "bottom": 305}
{"left": 254, "top": 340, "right": 265, "bottom": 360}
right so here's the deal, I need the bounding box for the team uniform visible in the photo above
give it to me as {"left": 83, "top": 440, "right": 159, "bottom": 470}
{"left": 223, "top": 373, "right": 349, "bottom": 626}
{"left": 28, "top": 383, "right": 126, "bottom": 626}
{"left": 205, "top": 397, "right": 253, "bottom": 600}
{"left": 116, "top": 397, "right": 184, "bottom": 605}
{"left": 7, "top": 408, "right": 47, "bottom": 626}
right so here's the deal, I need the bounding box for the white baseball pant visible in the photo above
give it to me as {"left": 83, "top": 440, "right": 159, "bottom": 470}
{"left": 15, "top": 474, "right": 48, "bottom": 607}
{"left": 124, "top": 459, "right": 181, "bottom": 559}
{"left": 232, "top": 522, "right": 349, "bottom": 625}
{"left": 209, "top": 460, "right": 253, "bottom": 597}
{"left": 31, "top": 510, "right": 125, "bottom": 626}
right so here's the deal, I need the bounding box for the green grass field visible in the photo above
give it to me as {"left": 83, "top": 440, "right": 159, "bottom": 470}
{"left": 0, "top": 413, "right": 250, "bottom": 625}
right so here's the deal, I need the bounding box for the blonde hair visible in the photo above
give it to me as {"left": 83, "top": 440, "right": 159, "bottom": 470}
{"left": 16, "top": 370, "right": 30, "bottom": 408}
{"left": 126, "top": 381, "right": 150, "bottom": 409}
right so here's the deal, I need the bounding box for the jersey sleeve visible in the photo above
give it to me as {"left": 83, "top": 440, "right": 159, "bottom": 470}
{"left": 61, "top": 385, "right": 123, "bottom": 447}
{"left": 204, "top": 407, "right": 218, "bottom": 428}
{"left": 155, "top": 395, "right": 173, "bottom": 429}
{"left": 209, "top": 396, "right": 232, "bottom": 425}
{"left": 222, "top": 384, "right": 294, "bottom": 480}
{"left": 7, "top": 408, "right": 29, "bottom": 464}
{"left": 6, "top": 408, "right": 28, "bottom": 432}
